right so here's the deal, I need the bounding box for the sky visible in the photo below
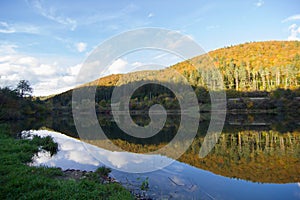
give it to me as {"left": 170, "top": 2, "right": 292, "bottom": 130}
{"left": 0, "top": 0, "right": 300, "bottom": 96}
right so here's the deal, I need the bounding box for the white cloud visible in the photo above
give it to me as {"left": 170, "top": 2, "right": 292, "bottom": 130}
{"left": 132, "top": 61, "right": 143, "bottom": 68}
{"left": 67, "top": 151, "right": 100, "bottom": 166}
{"left": 282, "top": 14, "right": 300, "bottom": 41}
{"left": 75, "top": 42, "right": 87, "bottom": 53}
{"left": 32, "top": 64, "right": 58, "bottom": 76}
{"left": 0, "top": 52, "right": 82, "bottom": 96}
{"left": 15, "top": 56, "right": 39, "bottom": 67}
{"left": 0, "top": 21, "right": 15, "bottom": 33}
{"left": 0, "top": 21, "right": 39, "bottom": 34}
{"left": 105, "top": 58, "right": 129, "bottom": 75}
{"left": 0, "top": 44, "right": 18, "bottom": 54}
{"left": 29, "top": 0, "right": 77, "bottom": 31}
{"left": 254, "top": 0, "right": 264, "bottom": 7}
{"left": 67, "top": 64, "right": 82, "bottom": 76}
{"left": 107, "top": 152, "right": 129, "bottom": 168}
{"left": 287, "top": 24, "right": 300, "bottom": 41}
{"left": 148, "top": 13, "right": 154, "bottom": 18}
{"left": 76, "top": 60, "right": 100, "bottom": 83}
{"left": 289, "top": 24, "right": 297, "bottom": 30}
{"left": 282, "top": 14, "right": 300, "bottom": 23}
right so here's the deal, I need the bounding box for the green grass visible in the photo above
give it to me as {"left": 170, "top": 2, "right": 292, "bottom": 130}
{"left": 0, "top": 124, "right": 133, "bottom": 200}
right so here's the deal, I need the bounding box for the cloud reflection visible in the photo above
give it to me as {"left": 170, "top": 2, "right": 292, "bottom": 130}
{"left": 28, "top": 129, "right": 173, "bottom": 172}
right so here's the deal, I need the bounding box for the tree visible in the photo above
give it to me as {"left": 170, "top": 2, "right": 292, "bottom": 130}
{"left": 17, "top": 80, "right": 33, "bottom": 97}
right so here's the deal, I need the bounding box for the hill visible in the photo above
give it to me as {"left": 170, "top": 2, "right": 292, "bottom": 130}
{"left": 172, "top": 40, "right": 300, "bottom": 91}
{"left": 82, "top": 40, "right": 300, "bottom": 91}
{"left": 48, "top": 41, "right": 300, "bottom": 112}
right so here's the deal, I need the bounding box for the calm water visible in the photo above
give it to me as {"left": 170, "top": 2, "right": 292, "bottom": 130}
{"left": 14, "top": 113, "right": 300, "bottom": 200}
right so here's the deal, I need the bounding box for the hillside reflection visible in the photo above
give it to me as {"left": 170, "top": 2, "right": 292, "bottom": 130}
{"left": 9, "top": 113, "right": 300, "bottom": 183}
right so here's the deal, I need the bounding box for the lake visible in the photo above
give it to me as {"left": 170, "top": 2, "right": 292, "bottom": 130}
{"left": 12, "top": 113, "right": 300, "bottom": 200}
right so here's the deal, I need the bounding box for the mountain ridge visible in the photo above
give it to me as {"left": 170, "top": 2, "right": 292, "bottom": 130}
{"left": 81, "top": 40, "right": 300, "bottom": 91}
{"left": 48, "top": 40, "right": 300, "bottom": 102}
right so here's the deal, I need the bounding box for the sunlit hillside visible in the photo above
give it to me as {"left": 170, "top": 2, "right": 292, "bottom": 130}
{"left": 84, "top": 41, "right": 300, "bottom": 92}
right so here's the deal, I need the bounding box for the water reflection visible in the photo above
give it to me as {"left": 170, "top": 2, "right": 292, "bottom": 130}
{"left": 12, "top": 113, "right": 300, "bottom": 183}
{"left": 10, "top": 113, "right": 300, "bottom": 199}
{"left": 28, "top": 130, "right": 100, "bottom": 170}
{"left": 27, "top": 130, "right": 173, "bottom": 172}
{"left": 55, "top": 115, "right": 300, "bottom": 182}
{"left": 27, "top": 129, "right": 300, "bottom": 200}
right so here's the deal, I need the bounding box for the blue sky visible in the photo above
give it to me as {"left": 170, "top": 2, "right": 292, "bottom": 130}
{"left": 0, "top": 0, "right": 299, "bottom": 95}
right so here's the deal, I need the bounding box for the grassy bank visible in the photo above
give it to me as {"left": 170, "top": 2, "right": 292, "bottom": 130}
{"left": 0, "top": 124, "right": 133, "bottom": 200}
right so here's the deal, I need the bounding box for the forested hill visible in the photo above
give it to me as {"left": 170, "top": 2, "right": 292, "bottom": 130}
{"left": 171, "top": 40, "right": 300, "bottom": 91}
{"left": 44, "top": 40, "right": 300, "bottom": 117}
{"left": 211, "top": 41, "right": 299, "bottom": 68}
{"left": 82, "top": 40, "right": 300, "bottom": 92}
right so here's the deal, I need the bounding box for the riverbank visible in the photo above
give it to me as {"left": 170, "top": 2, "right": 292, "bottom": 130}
{"left": 0, "top": 124, "right": 133, "bottom": 200}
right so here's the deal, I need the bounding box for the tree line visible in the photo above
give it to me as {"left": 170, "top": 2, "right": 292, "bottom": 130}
{"left": 173, "top": 41, "right": 300, "bottom": 91}
{"left": 0, "top": 80, "right": 50, "bottom": 120}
